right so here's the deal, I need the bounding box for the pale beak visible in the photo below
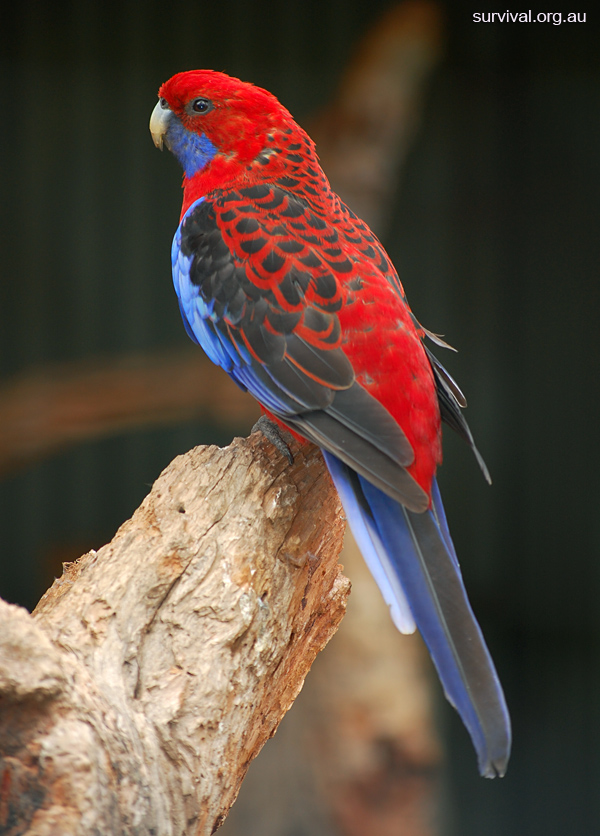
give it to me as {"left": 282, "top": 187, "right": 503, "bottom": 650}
{"left": 150, "top": 100, "right": 172, "bottom": 150}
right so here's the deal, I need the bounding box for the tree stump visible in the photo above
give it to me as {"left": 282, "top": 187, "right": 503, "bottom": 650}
{"left": 0, "top": 432, "right": 350, "bottom": 836}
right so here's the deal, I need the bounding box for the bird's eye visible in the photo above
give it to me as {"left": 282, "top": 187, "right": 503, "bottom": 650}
{"left": 159, "top": 97, "right": 169, "bottom": 110}
{"left": 191, "top": 97, "right": 213, "bottom": 114}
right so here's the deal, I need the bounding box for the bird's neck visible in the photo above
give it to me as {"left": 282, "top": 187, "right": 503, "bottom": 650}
{"left": 180, "top": 124, "right": 327, "bottom": 218}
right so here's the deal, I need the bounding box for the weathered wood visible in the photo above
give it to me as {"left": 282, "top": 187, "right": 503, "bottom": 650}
{"left": 0, "top": 432, "right": 349, "bottom": 835}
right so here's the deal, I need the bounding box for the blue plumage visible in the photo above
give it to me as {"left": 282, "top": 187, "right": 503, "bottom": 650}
{"left": 164, "top": 121, "right": 218, "bottom": 178}
{"left": 325, "top": 451, "right": 511, "bottom": 777}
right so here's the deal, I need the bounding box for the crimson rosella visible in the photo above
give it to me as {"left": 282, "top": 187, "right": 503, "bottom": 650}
{"left": 150, "top": 70, "right": 510, "bottom": 777}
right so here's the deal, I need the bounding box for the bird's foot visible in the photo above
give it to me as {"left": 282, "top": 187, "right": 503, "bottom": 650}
{"left": 252, "top": 415, "right": 294, "bottom": 464}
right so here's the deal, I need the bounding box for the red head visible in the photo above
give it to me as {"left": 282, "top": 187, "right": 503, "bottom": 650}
{"left": 150, "top": 70, "right": 312, "bottom": 210}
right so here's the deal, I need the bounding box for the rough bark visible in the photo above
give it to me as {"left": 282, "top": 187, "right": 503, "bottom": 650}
{"left": 0, "top": 432, "right": 349, "bottom": 835}
{"left": 220, "top": 535, "right": 442, "bottom": 836}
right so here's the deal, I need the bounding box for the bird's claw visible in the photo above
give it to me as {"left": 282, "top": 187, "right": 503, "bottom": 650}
{"left": 252, "top": 415, "right": 294, "bottom": 464}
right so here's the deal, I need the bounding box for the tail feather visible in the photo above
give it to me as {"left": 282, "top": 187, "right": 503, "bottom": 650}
{"left": 324, "top": 451, "right": 511, "bottom": 778}
{"left": 324, "top": 451, "right": 416, "bottom": 633}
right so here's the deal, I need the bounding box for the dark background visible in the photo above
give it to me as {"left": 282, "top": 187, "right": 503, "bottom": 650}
{"left": 1, "top": 2, "right": 598, "bottom": 834}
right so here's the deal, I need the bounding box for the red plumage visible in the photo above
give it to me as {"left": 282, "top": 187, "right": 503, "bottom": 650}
{"left": 158, "top": 70, "right": 441, "bottom": 497}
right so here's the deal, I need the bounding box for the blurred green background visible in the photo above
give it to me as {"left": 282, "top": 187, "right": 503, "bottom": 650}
{"left": 1, "top": 1, "right": 598, "bottom": 834}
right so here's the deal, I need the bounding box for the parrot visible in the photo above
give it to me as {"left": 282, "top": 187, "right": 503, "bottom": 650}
{"left": 149, "top": 69, "right": 511, "bottom": 777}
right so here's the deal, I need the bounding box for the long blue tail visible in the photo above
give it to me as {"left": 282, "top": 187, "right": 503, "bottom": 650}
{"left": 324, "top": 451, "right": 511, "bottom": 778}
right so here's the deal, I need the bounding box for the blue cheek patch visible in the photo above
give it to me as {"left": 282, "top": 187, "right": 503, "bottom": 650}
{"left": 166, "top": 121, "right": 218, "bottom": 178}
